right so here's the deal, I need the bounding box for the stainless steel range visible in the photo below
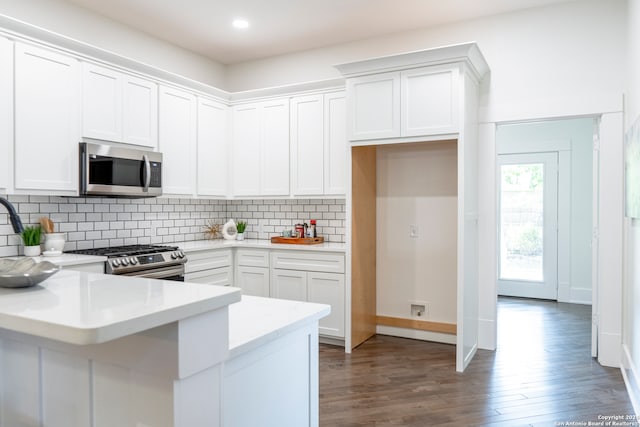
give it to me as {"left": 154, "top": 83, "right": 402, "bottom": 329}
{"left": 66, "top": 245, "right": 187, "bottom": 281}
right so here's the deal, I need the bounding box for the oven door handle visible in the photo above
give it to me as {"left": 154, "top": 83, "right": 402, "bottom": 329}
{"left": 142, "top": 154, "right": 151, "bottom": 192}
{"left": 119, "top": 265, "right": 184, "bottom": 279}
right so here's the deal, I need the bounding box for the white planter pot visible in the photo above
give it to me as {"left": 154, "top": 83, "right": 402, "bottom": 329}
{"left": 236, "top": 233, "right": 245, "bottom": 241}
{"left": 43, "top": 233, "right": 66, "bottom": 252}
{"left": 23, "top": 245, "right": 41, "bottom": 257}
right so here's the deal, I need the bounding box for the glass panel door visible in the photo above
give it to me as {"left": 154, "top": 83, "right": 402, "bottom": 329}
{"left": 497, "top": 153, "right": 558, "bottom": 300}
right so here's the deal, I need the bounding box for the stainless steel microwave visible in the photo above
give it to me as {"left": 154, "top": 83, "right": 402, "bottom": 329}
{"left": 80, "top": 142, "right": 162, "bottom": 197}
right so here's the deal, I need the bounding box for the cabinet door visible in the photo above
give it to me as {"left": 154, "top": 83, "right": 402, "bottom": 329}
{"left": 235, "top": 266, "right": 270, "bottom": 297}
{"left": 232, "top": 104, "right": 261, "bottom": 196}
{"left": 122, "top": 74, "right": 158, "bottom": 148}
{"left": 82, "top": 63, "right": 122, "bottom": 142}
{"left": 197, "top": 97, "right": 228, "bottom": 197}
{"left": 401, "top": 65, "right": 459, "bottom": 136}
{"left": 290, "top": 94, "right": 323, "bottom": 195}
{"left": 271, "top": 269, "right": 307, "bottom": 302}
{"left": 260, "top": 99, "right": 290, "bottom": 195}
{"left": 0, "top": 37, "right": 12, "bottom": 191}
{"left": 159, "top": 86, "right": 196, "bottom": 195}
{"left": 324, "top": 92, "right": 347, "bottom": 195}
{"left": 308, "top": 272, "right": 345, "bottom": 338}
{"left": 14, "top": 43, "right": 80, "bottom": 193}
{"left": 346, "top": 71, "right": 400, "bottom": 141}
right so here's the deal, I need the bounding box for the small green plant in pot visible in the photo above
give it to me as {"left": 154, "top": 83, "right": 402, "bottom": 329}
{"left": 236, "top": 221, "right": 247, "bottom": 241}
{"left": 21, "top": 225, "right": 42, "bottom": 257}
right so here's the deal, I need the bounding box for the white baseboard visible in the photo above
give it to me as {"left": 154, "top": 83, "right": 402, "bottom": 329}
{"left": 569, "top": 287, "right": 592, "bottom": 305}
{"left": 478, "top": 318, "right": 496, "bottom": 350}
{"left": 621, "top": 345, "right": 640, "bottom": 416}
{"left": 376, "top": 325, "right": 456, "bottom": 345}
{"left": 598, "top": 332, "right": 621, "bottom": 367}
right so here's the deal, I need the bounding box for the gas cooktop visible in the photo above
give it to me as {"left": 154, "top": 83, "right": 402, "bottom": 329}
{"left": 66, "top": 244, "right": 180, "bottom": 258}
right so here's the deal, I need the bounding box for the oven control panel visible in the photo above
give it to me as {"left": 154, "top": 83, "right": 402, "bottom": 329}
{"left": 107, "top": 250, "right": 186, "bottom": 274}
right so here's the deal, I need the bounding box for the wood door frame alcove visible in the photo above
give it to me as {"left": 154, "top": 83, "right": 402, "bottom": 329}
{"left": 350, "top": 140, "right": 459, "bottom": 351}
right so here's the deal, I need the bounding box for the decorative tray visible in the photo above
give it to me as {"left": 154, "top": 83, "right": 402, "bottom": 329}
{"left": 0, "top": 258, "right": 61, "bottom": 288}
{"left": 270, "top": 237, "right": 324, "bottom": 245}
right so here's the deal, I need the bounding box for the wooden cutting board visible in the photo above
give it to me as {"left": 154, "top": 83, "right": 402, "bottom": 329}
{"left": 270, "top": 236, "right": 324, "bottom": 245}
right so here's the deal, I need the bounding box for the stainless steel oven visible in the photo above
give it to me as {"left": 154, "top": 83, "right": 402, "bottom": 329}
{"left": 66, "top": 245, "right": 186, "bottom": 281}
{"left": 80, "top": 142, "right": 162, "bottom": 198}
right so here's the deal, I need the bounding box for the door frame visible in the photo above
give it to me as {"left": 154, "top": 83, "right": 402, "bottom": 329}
{"left": 478, "top": 113, "right": 623, "bottom": 368}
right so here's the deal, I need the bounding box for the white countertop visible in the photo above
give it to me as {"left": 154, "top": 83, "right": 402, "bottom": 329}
{"left": 228, "top": 295, "right": 330, "bottom": 357}
{"left": 0, "top": 269, "right": 241, "bottom": 345}
{"left": 179, "top": 239, "right": 346, "bottom": 253}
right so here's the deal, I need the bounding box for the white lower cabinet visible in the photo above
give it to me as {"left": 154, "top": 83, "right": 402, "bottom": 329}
{"left": 307, "top": 272, "right": 344, "bottom": 338}
{"left": 62, "top": 262, "right": 105, "bottom": 274}
{"left": 270, "top": 251, "right": 345, "bottom": 339}
{"left": 271, "top": 269, "right": 307, "bottom": 301}
{"left": 184, "top": 249, "right": 232, "bottom": 286}
{"left": 235, "top": 265, "right": 270, "bottom": 297}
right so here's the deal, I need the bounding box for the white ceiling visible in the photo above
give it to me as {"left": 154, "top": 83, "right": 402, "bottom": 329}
{"left": 63, "top": 0, "right": 580, "bottom": 64}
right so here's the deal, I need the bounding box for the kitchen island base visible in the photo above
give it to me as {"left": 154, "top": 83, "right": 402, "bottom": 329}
{"left": 0, "top": 288, "right": 329, "bottom": 427}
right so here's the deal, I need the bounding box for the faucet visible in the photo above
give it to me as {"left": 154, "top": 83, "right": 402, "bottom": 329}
{"left": 0, "top": 197, "right": 24, "bottom": 234}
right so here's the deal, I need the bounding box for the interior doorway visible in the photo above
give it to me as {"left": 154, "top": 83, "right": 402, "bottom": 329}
{"left": 495, "top": 118, "right": 594, "bottom": 304}
{"left": 497, "top": 152, "right": 559, "bottom": 300}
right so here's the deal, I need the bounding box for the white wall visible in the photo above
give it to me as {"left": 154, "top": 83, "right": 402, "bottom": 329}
{"left": 376, "top": 141, "right": 457, "bottom": 325}
{"left": 227, "top": 0, "right": 626, "bottom": 121}
{"left": 0, "top": 0, "right": 226, "bottom": 88}
{"left": 623, "top": 0, "right": 640, "bottom": 415}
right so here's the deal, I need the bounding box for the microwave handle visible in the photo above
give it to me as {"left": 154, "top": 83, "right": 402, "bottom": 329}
{"left": 142, "top": 154, "right": 151, "bottom": 192}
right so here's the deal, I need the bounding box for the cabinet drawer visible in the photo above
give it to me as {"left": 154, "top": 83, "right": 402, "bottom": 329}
{"left": 185, "top": 266, "right": 232, "bottom": 286}
{"left": 271, "top": 251, "right": 344, "bottom": 274}
{"left": 185, "top": 249, "right": 232, "bottom": 273}
{"left": 236, "top": 249, "right": 270, "bottom": 268}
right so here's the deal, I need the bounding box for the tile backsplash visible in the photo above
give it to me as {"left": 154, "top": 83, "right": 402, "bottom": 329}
{"left": 0, "top": 195, "right": 346, "bottom": 257}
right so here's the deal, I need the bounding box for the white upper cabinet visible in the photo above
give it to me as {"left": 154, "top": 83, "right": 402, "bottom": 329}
{"left": 232, "top": 99, "right": 289, "bottom": 197}
{"left": 260, "top": 99, "right": 290, "bottom": 196}
{"left": 82, "top": 63, "right": 158, "bottom": 148}
{"left": 291, "top": 94, "right": 324, "bottom": 195}
{"left": 291, "top": 91, "right": 347, "bottom": 196}
{"left": 347, "top": 67, "right": 459, "bottom": 142}
{"left": 82, "top": 63, "right": 121, "bottom": 142}
{"left": 0, "top": 37, "right": 12, "bottom": 192}
{"left": 197, "top": 97, "right": 229, "bottom": 197}
{"left": 346, "top": 71, "right": 400, "bottom": 141}
{"left": 401, "top": 65, "right": 459, "bottom": 137}
{"left": 159, "top": 85, "right": 196, "bottom": 196}
{"left": 339, "top": 46, "right": 476, "bottom": 143}
{"left": 324, "top": 92, "right": 347, "bottom": 195}
{"left": 232, "top": 103, "right": 261, "bottom": 196}
{"left": 122, "top": 75, "right": 158, "bottom": 147}
{"left": 14, "top": 42, "right": 80, "bottom": 194}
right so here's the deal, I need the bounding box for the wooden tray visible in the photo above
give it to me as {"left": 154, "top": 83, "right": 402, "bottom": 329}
{"left": 270, "top": 236, "right": 324, "bottom": 245}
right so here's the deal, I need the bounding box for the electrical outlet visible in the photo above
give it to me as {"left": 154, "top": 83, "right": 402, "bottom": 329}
{"left": 409, "top": 225, "right": 419, "bottom": 238}
{"left": 410, "top": 303, "right": 428, "bottom": 318}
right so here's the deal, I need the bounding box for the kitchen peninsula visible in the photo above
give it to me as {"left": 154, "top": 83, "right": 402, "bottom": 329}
{"left": 0, "top": 269, "right": 329, "bottom": 427}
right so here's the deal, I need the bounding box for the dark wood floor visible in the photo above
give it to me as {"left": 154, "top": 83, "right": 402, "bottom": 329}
{"left": 319, "top": 297, "right": 634, "bottom": 426}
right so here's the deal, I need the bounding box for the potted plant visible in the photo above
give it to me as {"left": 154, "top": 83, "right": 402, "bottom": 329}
{"left": 236, "top": 220, "right": 247, "bottom": 241}
{"left": 21, "top": 225, "right": 42, "bottom": 257}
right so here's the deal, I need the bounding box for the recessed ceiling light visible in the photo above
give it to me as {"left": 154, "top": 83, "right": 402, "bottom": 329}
{"left": 232, "top": 19, "right": 249, "bottom": 29}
